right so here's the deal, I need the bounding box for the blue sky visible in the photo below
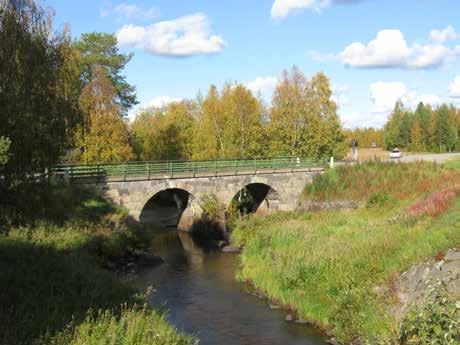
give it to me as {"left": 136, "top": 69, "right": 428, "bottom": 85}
{"left": 47, "top": 0, "right": 460, "bottom": 128}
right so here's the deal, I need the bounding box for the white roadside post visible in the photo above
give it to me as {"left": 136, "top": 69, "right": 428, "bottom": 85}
{"left": 330, "top": 156, "right": 334, "bottom": 169}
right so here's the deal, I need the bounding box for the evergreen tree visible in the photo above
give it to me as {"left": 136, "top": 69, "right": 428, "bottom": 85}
{"left": 75, "top": 32, "right": 138, "bottom": 115}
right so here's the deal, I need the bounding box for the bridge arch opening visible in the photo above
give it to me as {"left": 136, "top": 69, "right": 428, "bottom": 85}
{"left": 140, "top": 188, "right": 197, "bottom": 229}
{"left": 229, "top": 183, "right": 279, "bottom": 216}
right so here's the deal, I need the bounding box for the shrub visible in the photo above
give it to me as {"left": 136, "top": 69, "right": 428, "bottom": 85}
{"left": 408, "top": 189, "right": 458, "bottom": 218}
{"left": 399, "top": 281, "right": 459, "bottom": 345}
{"left": 367, "top": 192, "right": 392, "bottom": 208}
{"left": 45, "top": 305, "right": 197, "bottom": 345}
{"left": 198, "top": 194, "right": 224, "bottom": 220}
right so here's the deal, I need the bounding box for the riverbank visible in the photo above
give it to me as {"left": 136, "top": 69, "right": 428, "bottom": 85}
{"left": 232, "top": 160, "right": 460, "bottom": 344}
{"left": 0, "top": 186, "right": 195, "bottom": 345}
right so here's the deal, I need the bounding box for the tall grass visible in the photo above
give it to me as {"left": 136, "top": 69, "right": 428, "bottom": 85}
{"left": 0, "top": 186, "right": 194, "bottom": 345}
{"left": 304, "top": 160, "right": 459, "bottom": 202}
{"left": 45, "top": 306, "right": 196, "bottom": 345}
{"left": 233, "top": 161, "right": 460, "bottom": 343}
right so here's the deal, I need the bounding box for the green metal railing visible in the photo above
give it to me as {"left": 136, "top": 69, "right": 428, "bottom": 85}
{"left": 50, "top": 157, "right": 326, "bottom": 183}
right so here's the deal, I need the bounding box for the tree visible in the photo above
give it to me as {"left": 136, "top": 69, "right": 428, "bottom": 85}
{"left": 269, "top": 66, "right": 309, "bottom": 157}
{"left": 410, "top": 119, "right": 423, "bottom": 151}
{"left": 0, "top": 0, "right": 81, "bottom": 184}
{"left": 0, "top": 137, "right": 11, "bottom": 167}
{"left": 131, "top": 101, "right": 196, "bottom": 160}
{"left": 220, "top": 84, "right": 264, "bottom": 158}
{"left": 414, "top": 102, "right": 432, "bottom": 149}
{"left": 75, "top": 32, "right": 137, "bottom": 115}
{"left": 76, "top": 68, "right": 134, "bottom": 163}
{"left": 193, "top": 85, "right": 225, "bottom": 159}
{"left": 268, "top": 67, "right": 345, "bottom": 159}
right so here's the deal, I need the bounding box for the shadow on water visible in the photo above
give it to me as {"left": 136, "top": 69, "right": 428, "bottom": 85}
{"left": 132, "top": 230, "right": 327, "bottom": 345}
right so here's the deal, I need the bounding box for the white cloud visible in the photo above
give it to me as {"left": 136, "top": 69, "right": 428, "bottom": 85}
{"left": 146, "top": 96, "right": 183, "bottom": 108}
{"left": 117, "top": 13, "right": 225, "bottom": 57}
{"left": 271, "top": 0, "right": 362, "bottom": 19}
{"left": 247, "top": 76, "right": 278, "bottom": 96}
{"left": 340, "top": 111, "right": 387, "bottom": 129}
{"left": 429, "top": 25, "right": 457, "bottom": 44}
{"left": 332, "top": 84, "right": 351, "bottom": 108}
{"left": 449, "top": 76, "right": 460, "bottom": 98}
{"left": 370, "top": 81, "right": 442, "bottom": 115}
{"left": 101, "top": 3, "right": 159, "bottom": 21}
{"left": 271, "top": 0, "right": 330, "bottom": 19}
{"left": 341, "top": 30, "right": 410, "bottom": 68}
{"left": 307, "top": 50, "right": 338, "bottom": 62}
{"left": 324, "top": 28, "right": 460, "bottom": 70}
{"left": 370, "top": 81, "right": 410, "bottom": 114}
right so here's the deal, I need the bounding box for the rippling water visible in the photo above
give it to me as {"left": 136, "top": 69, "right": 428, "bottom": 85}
{"left": 132, "top": 231, "right": 327, "bottom": 345}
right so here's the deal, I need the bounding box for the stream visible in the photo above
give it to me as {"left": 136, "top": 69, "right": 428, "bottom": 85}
{"left": 132, "top": 230, "right": 327, "bottom": 345}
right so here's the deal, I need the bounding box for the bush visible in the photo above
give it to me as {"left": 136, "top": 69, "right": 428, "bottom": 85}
{"left": 45, "top": 305, "right": 197, "bottom": 345}
{"left": 367, "top": 192, "right": 392, "bottom": 208}
{"left": 399, "top": 281, "right": 459, "bottom": 345}
{"left": 198, "top": 194, "right": 224, "bottom": 220}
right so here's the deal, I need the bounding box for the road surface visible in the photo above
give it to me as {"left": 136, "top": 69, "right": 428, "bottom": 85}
{"left": 400, "top": 152, "right": 460, "bottom": 163}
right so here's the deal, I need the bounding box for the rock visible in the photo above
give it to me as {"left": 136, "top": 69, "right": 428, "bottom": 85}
{"left": 222, "top": 245, "right": 241, "bottom": 253}
{"left": 105, "top": 260, "right": 116, "bottom": 270}
{"left": 269, "top": 304, "right": 281, "bottom": 310}
{"left": 138, "top": 253, "right": 164, "bottom": 266}
{"left": 217, "top": 240, "right": 228, "bottom": 248}
{"left": 294, "top": 318, "right": 308, "bottom": 324}
{"left": 285, "top": 314, "right": 294, "bottom": 322}
{"left": 326, "top": 337, "right": 340, "bottom": 345}
{"left": 444, "top": 249, "right": 460, "bottom": 262}
{"left": 388, "top": 249, "right": 460, "bottom": 320}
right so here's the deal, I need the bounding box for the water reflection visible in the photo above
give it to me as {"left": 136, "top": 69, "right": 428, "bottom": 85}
{"left": 132, "top": 231, "right": 327, "bottom": 345}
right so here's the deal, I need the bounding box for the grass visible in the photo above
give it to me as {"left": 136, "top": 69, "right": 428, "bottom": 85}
{"left": 0, "top": 186, "right": 195, "bottom": 345}
{"left": 232, "top": 161, "right": 460, "bottom": 343}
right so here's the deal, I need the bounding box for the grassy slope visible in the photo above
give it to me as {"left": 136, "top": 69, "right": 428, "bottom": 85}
{"left": 232, "top": 161, "right": 460, "bottom": 343}
{"left": 0, "top": 186, "right": 195, "bottom": 345}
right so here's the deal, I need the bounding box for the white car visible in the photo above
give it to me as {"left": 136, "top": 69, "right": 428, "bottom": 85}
{"left": 389, "top": 148, "right": 403, "bottom": 159}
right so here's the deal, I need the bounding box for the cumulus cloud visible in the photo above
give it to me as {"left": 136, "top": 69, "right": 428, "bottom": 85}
{"left": 340, "top": 111, "right": 387, "bottom": 129}
{"left": 331, "top": 84, "right": 351, "bottom": 108}
{"left": 429, "top": 25, "right": 457, "bottom": 43}
{"left": 101, "top": 3, "right": 159, "bottom": 21}
{"left": 117, "top": 13, "right": 225, "bottom": 57}
{"left": 340, "top": 30, "right": 410, "bottom": 68}
{"left": 247, "top": 76, "right": 278, "bottom": 96}
{"left": 450, "top": 76, "right": 460, "bottom": 98}
{"left": 271, "top": 0, "right": 362, "bottom": 19}
{"left": 315, "top": 27, "right": 460, "bottom": 70}
{"left": 146, "top": 96, "right": 183, "bottom": 108}
{"left": 370, "top": 81, "right": 442, "bottom": 115}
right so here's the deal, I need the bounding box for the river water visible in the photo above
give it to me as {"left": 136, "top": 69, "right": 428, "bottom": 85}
{"left": 132, "top": 231, "right": 327, "bottom": 345}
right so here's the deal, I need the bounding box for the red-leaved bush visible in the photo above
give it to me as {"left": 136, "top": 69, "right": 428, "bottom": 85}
{"left": 408, "top": 188, "right": 459, "bottom": 218}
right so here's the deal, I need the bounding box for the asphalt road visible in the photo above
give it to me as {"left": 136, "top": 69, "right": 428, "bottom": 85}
{"left": 399, "top": 152, "right": 460, "bottom": 163}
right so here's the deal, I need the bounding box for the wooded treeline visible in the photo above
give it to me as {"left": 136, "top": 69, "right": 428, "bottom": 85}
{"left": 0, "top": 0, "right": 346, "bottom": 192}
{"left": 346, "top": 101, "right": 460, "bottom": 151}
{"left": 132, "top": 67, "right": 345, "bottom": 162}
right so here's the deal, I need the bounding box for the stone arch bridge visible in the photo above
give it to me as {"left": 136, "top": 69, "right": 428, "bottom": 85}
{"left": 97, "top": 171, "right": 322, "bottom": 229}
{"left": 54, "top": 158, "right": 325, "bottom": 229}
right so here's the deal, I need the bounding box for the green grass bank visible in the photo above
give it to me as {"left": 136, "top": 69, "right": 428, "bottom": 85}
{"left": 0, "top": 186, "right": 196, "bottom": 345}
{"left": 232, "top": 160, "right": 460, "bottom": 344}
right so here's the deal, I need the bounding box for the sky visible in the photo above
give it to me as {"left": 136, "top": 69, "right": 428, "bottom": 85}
{"left": 47, "top": 0, "right": 460, "bottom": 128}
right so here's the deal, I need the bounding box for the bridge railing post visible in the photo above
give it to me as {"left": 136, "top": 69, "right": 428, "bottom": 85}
{"left": 123, "top": 163, "right": 126, "bottom": 182}
{"left": 147, "top": 162, "right": 151, "bottom": 180}
{"left": 214, "top": 160, "right": 217, "bottom": 177}
{"left": 192, "top": 161, "right": 196, "bottom": 177}
{"left": 70, "top": 165, "right": 74, "bottom": 183}
{"left": 235, "top": 160, "right": 238, "bottom": 175}
{"left": 169, "top": 161, "right": 173, "bottom": 178}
